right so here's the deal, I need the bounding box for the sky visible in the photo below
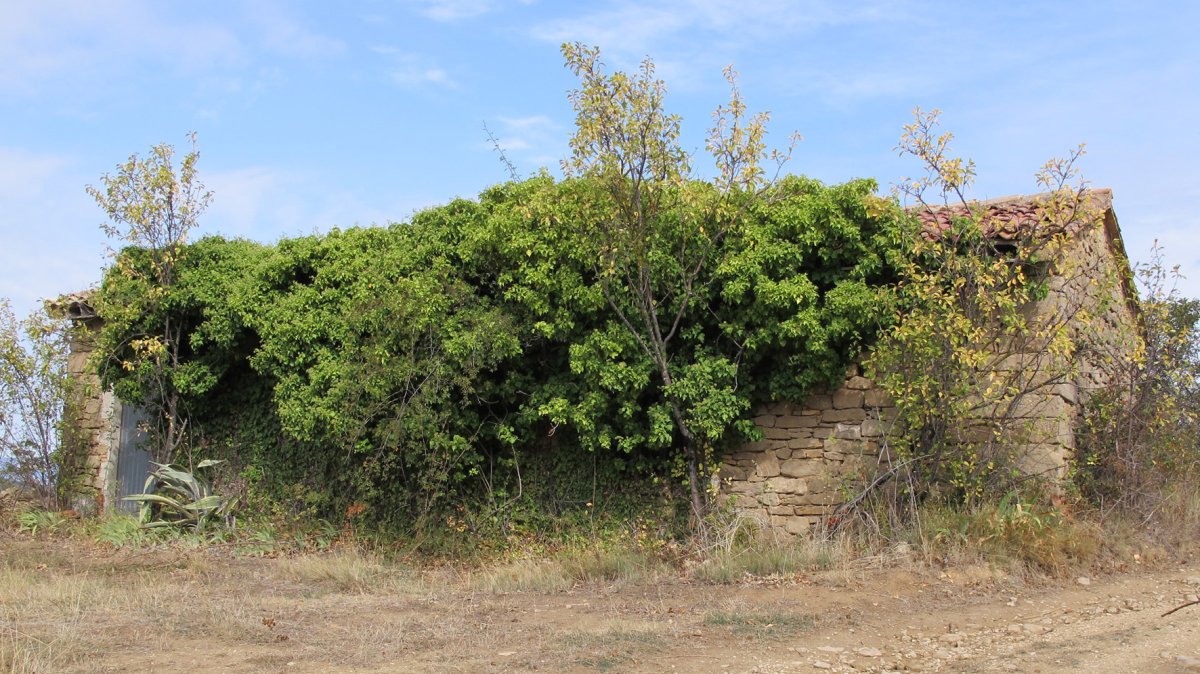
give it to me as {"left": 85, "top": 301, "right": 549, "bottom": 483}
{"left": 2, "top": 0, "right": 1198, "bottom": 321}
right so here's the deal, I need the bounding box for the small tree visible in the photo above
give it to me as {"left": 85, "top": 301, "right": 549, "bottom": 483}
{"left": 560, "top": 43, "right": 796, "bottom": 519}
{"left": 1076, "top": 244, "right": 1200, "bottom": 514}
{"left": 0, "top": 299, "right": 75, "bottom": 508}
{"left": 87, "top": 134, "right": 212, "bottom": 464}
{"left": 863, "top": 109, "right": 1118, "bottom": 506}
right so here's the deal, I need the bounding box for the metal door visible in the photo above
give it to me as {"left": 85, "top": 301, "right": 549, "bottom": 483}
{"left": 115, "top": 405, "right": 152, "bottom": 514}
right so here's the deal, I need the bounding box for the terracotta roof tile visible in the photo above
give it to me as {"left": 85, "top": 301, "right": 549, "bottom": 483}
{"left": 45, "top": 290, "right": 97, "bottom": 320}
{"left": 913, "top": 188, "right": 1112, "bottom": 241}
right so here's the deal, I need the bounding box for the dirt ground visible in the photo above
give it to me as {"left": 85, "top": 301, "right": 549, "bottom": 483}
{"left": 2, "top": 537, "right": 1199, "bottom": 674}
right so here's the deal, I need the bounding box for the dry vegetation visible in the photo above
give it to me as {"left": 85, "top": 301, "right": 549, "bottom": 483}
{"left": 2, "top": 501, "right": 1198, "bottom": 674}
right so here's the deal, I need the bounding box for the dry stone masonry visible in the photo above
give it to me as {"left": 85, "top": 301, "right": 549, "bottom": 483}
{"left": 719, "top": 364, "right": 896, "bottom": 536}
{"left": 48, "top": 294, "right": 120, "bottom": 513}
{"left": 720, "top": 189, "right": 1141, "bottom": 537}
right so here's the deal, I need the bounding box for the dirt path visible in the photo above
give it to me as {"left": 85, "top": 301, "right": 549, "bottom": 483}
{"left": 4, "top": 540, "right": 1199, "bottom": 673}
{"left": 725, "top": 563, "right": 1200, "bottom": 674}
{"left": 132, "top": 558, "right": 1200, "bottom": 674}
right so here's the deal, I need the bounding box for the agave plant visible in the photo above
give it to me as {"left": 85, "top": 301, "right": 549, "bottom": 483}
{"left": 124, "top": 459, "right": 236, "bottom": 532}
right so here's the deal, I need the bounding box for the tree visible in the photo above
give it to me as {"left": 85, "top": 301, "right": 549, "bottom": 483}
{"left": 0, "top": 299, "right": 75, "bottom": 508}
{"left": 862, "top": 109, "right": 1120, "bottom": 506}
{"left": 1076, "top": 244, "right": 1200, "bottom": 513}
{"left": 559, "top": 43, "right": 796, "bottom": 519}
{"left": 87, "top": 134, "right": 212, "bottom": 464}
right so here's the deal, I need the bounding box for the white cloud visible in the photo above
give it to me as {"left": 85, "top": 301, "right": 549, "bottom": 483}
{"left": 203, "top": 165, "right": 432, "bottom": 240}
{"left": 0, "top": 1, "right": 346, "bottom": 101}
{"left": 414, "top": 0, "right": 496, "bottom": 21}
{"left": 408, "top": 0, "right": 537, "bottom": 22}
{"left": 253, "top": 8, "right": 346, "bottom": 59}
{"left": 497, "top": 115, "right": 554, "bottom": 130}
{"left": 372, "top": 47, "right": 458, "bottom": 88}
{"left": 531, "top": 0, "right": 896, "bottom": 64}
{"left": 0, "top": 1, "right": 245, "bottom": 95}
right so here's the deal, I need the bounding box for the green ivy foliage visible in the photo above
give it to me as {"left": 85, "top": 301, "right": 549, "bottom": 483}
{"left": 93, "top": 175, "right": 903, "bottom": 527}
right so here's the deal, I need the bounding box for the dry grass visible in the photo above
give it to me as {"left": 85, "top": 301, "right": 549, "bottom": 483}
{"left": 470, "top": 544, "right": 666, "bottom": 593}
{"left": 275, "top": 547, "right": 416, "bottom": 594}
{"left": 556, "top": 623, "right": 667, "bottom": 671}
{"left": 692, "top": 535, "right": 844, "bottom": 584}
{"left": 1, "top": 491, "right": 1194, "bottom": 674}
{"left": 909, "top": 501, "right": 1102, "bottom": 576}
{"left": 0, "top": 535, "right": 528, "bottom": 671}
{"left": 702, "top": 608, "right": 818, "bottom": 639}
{"left": 470, "top": 556, "right": 574, "bottom": 593}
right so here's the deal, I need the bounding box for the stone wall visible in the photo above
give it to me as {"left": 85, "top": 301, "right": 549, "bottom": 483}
{"left": 718, "top": 364, "right": 896, "bottom": 536}
{"left": 1008, "top": 206, "right": 1140, "bottom": 479}
{"left": 61, "top": 324, "right": 120, "bottom": 513}
{"left": 720, "top": 199, "right": 1141, "bottom": 537}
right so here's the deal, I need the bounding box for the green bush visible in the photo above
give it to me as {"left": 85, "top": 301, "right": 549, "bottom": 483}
{"left": 93, "top": 174, "right": 901, "bottom": 532}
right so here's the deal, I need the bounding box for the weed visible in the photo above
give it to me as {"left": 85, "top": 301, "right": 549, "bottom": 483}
{"left": 558, "top": 545, "right": 664, "bottom": 584}
{"left": 703, "top": 609, "right": 817, "bottom": 639}
{"left": 126, "top": 460, "right": 236, "bottom": 532}
{"left": 276, "top": 549, "right": 409, "bottom": 594}
{"left": 472, "top": 544, "right": 664, "bottom": 593}
{"left": 693, "top": 536, "right": 840, "bottom": 583}
{"left": 471, "top": 557, "right": 573, "bottom": 593}
{"left": 93, "top": 514, "right": 146, "bottom": 548}
{"left": 559, "top": 626, "right": 664, "bottom": 671}
{"left": 15, "top": 510, "right": 67, "bottom": 537}
{"left": 920, "top": 496, "right": 1099, "bottom": 574}
{"left": 237, "top": 523, "right": 281, "bottom": 556}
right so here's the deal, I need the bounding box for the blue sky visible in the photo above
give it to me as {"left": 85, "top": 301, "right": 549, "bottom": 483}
{"left": 2, "top": 0, "right": 1198, "bottom": 321}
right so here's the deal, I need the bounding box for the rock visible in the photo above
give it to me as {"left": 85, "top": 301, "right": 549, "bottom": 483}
{"left": 833, "top": 423, "right": 862, "bottom": 440}
{"left": 817, "top": 646, "right": 844, "bottom": 654}
{"left": 1076, "top": 576, "right": 1092, "bottom": 586}
{"left": 1184, "top": 576, "right": 1200, "bottom": 587}
{"left": 812, "top": 660, "right": 832, "bottom": 670}
{"left": 822, "top": 407, "right": 867, "bottom": 423}
{"left": 861, "top": 419, "right": 884, "bottom": 437}
{"left": 755, "top": 453, "right": 781, "bottom": 478}
{"left": 937, "top": 633, "right": 964, "bottom": 646}
{"left": 855, "top": 647, "right": 882, "bottom": 658}
{"left": 845, "top": 375, "right": 872, "bottom": 390}
{"left": 864, "top": 388, "right": 892, "bottom": 407}
{"left": 779, "top": 458, "right": 823, "bottom": 479}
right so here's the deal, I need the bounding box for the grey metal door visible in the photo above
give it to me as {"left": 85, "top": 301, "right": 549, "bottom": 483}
{"left": 115, "top": 405, "right": 152, "bottom": 514}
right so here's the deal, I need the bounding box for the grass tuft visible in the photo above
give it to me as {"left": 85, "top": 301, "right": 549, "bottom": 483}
{"left": 470, "top": 557, "right": 573, "bottom": 593}
{"left": 275, "top": 548, "right": 409, "bottom": 594}
{"left": 693, "top": 536, "right": 840, "bottom": 583}
{"left": 472, "top": 543, "right": 664, "bottom": 593}
{"left": 703, "top": 609, "right": 817, "bottom": 639}
{"left": 559, "top": 625, "right": 665, "bottom": 671}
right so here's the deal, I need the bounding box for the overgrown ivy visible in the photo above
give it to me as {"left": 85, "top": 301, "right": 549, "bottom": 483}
{"left": 93, "top": 174, "right": 903, "bottom": 529}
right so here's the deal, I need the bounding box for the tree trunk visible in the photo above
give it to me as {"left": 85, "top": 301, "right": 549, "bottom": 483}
{"left": 669, "top": 399, "right": 707, "bottom": 522}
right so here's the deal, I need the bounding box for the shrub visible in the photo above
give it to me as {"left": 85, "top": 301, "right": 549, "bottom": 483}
{"left": 1076, "top": 245, "right": 1200, "bottom": 519}
{"left": 125, "top": 459, "right": 236, "bottom": 532}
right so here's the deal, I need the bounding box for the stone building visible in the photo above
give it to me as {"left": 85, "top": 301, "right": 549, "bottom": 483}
{"left": 47, "top": 293, "right": 148, "bottom": 514}
{"left": 718, "top": 189, "right": 1140, "bottom": 536}
{"left": 57, "top": 190, "right": 1139, "bottom": 523}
